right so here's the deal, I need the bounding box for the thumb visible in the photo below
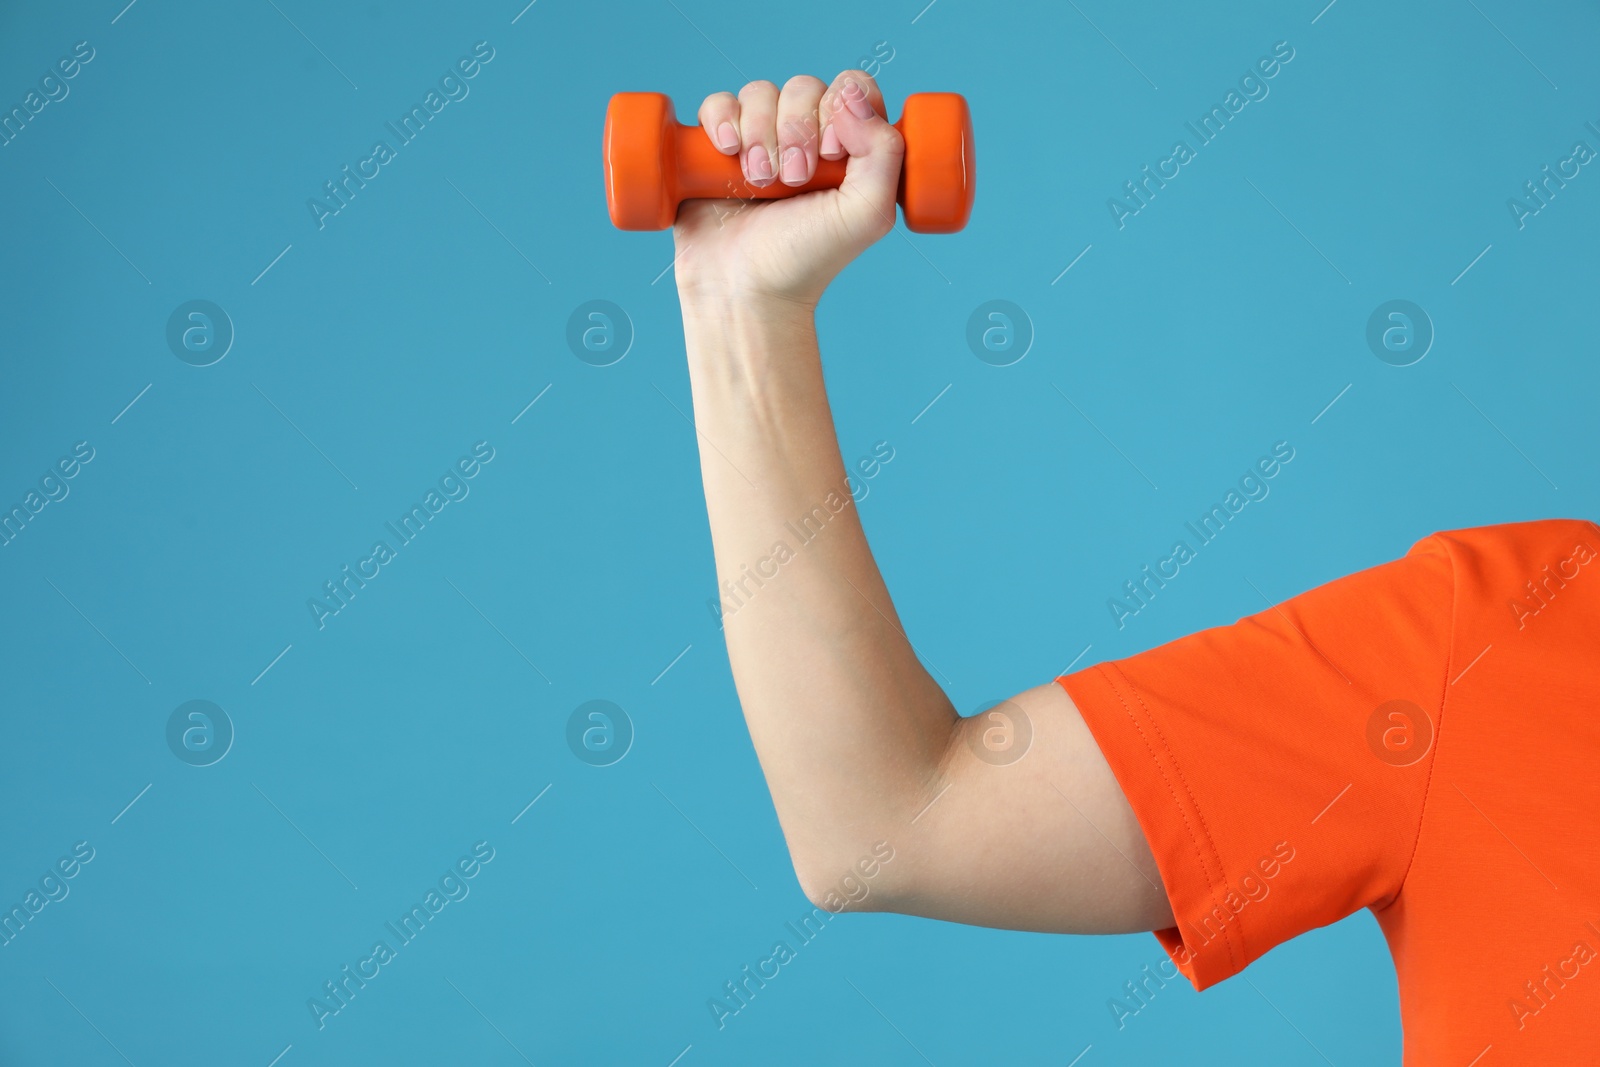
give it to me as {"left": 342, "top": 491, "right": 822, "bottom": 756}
{"left": 823, "top": 78, "right": 904, "bottom": 236}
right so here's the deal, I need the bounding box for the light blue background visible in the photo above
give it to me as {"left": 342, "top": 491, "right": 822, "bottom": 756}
{"left": 1, "top": 0, "right": 1595, "bottom": 1063}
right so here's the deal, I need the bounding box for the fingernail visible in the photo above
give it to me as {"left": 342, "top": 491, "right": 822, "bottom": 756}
{"left": 781, "top": 146, "right": 807, "bottom": 183}
{"left": 746, "top": 143, "right": 773, "bottom": 182}
{"left": 716, "top": 121, "right": 739, "bottom": 151}
{"left": 820, "top": 124, "right": 840, "bottom": 156}
{"left": 842, "top": 81, "right": 874, "bottom": 120}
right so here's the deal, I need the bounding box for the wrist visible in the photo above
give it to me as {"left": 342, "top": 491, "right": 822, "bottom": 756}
{"left": 678, "top": 284, "right": 818, "bottom": 328}
{"left": 678, "top": 286, "right": 822, "bottom": 403}
{"left": 679, "top": 287, "right": 819, "bottom": 373}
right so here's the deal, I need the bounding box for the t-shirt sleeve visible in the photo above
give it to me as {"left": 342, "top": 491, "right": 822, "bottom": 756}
{"left": 1056, "top": 533, "right": 1454, "bottom": 989}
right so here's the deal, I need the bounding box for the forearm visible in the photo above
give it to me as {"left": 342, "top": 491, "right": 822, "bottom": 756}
{"left": 682, "top": 294, "right": 957, "bottom": 890}
{"left": 658, "top": 71, "right": 1172, "bottom": 936}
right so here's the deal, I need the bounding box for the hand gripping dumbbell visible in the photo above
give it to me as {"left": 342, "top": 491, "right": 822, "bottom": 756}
{"left": 602, "top": 91, "right": 975, "bottom": 232}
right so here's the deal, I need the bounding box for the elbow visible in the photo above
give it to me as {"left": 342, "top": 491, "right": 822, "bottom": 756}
{"left": 790, "top": 851, "right": 846, "bottom": 912}
{"left": 796, "top": 869, "right": 839, "bottom": 912}
{"left": 784, "top": 767, "right": 948, "bottom": 914}
{"left": 792, "top": 837, "right": 904, "bottom": 914}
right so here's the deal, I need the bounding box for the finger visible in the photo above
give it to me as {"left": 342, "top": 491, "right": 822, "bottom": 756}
{"left": 821, "top": 73, "right": 903, "bottom": 236}
{"left": 697, "top": 90, "right": 741, "bottom": 155}
{"left": 736, "top": 79, "right": 780, "bottom": 186}
{"left": 775, "top": 74, "right": 826, "bottom": 186}
{"left": 818, "top": 69, "right": 886, "bottom": 160}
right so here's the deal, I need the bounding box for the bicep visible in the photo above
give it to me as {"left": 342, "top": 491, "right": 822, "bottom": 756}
{"left": 876, "top": 681, "right": 1174, "bottom": 934}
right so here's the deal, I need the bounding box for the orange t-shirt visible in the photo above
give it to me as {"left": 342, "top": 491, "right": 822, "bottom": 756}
{"left": 1057, "top": 518, "right": 1600, "bottom": 1064}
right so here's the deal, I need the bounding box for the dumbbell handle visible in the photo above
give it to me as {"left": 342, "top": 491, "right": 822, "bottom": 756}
{"left": 673, "top": 128, "right": 850, "bottom": 201}
{"left": 603, "top": 92, "right": 974, "bottom": 232}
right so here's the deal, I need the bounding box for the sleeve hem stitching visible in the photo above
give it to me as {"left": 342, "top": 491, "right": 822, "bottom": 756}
{"left": 1098, "top": 661, "right": 1246, "bottom": 977}
{"left": 1385, "top": 532, "right": 1457, "bottom": 908}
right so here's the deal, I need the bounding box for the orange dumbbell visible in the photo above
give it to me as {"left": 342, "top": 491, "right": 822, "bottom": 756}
{"left": 602, "top": 91, "right": 975, "bottom": 233}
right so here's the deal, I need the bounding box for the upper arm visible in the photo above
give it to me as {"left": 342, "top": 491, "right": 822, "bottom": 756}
{"left": 835, "top": 533, "right": 1454, "bottom": 991}
{"left": 860, "top": 680, "right": 1175, "bottom": 934}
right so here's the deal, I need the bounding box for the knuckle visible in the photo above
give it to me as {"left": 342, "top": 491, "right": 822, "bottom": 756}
{"left": 699, "top": 91, "right": 736, "bottom": 116}
{"left": 782, "top": 74, "right": 826, "bottom": 94}
{"left": 781, "top": 114, "right": 817, "bottom": 141}
{"left": 739, "top": 79, "right": 778, "bottom": 100}
{"left": 740, "top": 115, "right": 776, "bottom": 144}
